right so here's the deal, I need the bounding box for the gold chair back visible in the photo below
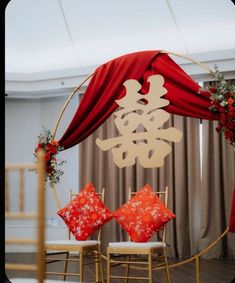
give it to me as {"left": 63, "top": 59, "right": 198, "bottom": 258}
{"left": 5, "top": 151, "right": 45, "bottom": 283}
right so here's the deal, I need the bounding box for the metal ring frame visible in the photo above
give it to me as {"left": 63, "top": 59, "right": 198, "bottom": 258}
{"left": 50, "top": 50, "right": 228, "bottom": 283}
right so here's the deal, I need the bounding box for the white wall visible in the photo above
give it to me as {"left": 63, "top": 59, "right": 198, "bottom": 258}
{"left": 5, "top": 95, "right": 79, "bottom": 251}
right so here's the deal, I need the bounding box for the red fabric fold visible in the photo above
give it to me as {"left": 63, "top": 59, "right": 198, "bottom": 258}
{"left": 59, "top": 50, "right": 216, "bottom": 149}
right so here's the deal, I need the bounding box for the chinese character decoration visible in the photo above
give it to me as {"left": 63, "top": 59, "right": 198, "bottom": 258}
{"left": 96, "top": 75, "right": 183, "bottom": 168}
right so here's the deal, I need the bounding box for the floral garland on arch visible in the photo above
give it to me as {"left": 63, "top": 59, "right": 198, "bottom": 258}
{"left": 206, "top": 66, "right": 235, "bottom": 147}
{"left": 34, "top": 127, "right": 66, "bottom": 187}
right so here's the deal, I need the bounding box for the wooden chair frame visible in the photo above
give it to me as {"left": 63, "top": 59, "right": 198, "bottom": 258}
{"left": 107, "top": 186, "right": 172, "bottom": 283}
{"left": 5, "top": 151, "right": 46, "bottom": 283}
{"left": 44, "top": 189, "right": 105, "bottom": 283}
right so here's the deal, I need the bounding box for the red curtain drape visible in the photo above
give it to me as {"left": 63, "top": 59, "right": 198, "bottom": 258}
{"left": 58, "top": 50, "right": 217, "bottom": 149}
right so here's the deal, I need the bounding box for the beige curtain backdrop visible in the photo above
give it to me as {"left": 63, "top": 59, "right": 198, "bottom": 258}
{"left": 199, "top": 119, "right": 235, "bottom": 259}
{"left": 79, "top": 113, "right": 203, "bottom": 258}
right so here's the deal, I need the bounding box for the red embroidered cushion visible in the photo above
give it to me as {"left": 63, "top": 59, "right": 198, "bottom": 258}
{"left": 57, "top": 183, "right": 112, "bottom": 240}
{"left": 113, "top": 184, "right": 175, "bottom": 242}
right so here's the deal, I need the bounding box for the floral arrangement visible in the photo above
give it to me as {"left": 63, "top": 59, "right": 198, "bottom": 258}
{"left": 34, "top": 127, "right": 66, "bottom": 187}
{"left": 208, "top": 66, "right": 235, "bottom": 147}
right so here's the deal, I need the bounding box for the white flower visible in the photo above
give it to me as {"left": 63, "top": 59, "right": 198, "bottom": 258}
{"left": 220, "top": 101, "right": 228, "bottom": 107}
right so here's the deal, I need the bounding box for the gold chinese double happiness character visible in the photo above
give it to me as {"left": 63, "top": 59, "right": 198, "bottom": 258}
{"left": 96, "top": 75, "right": 182, "bottom": 168}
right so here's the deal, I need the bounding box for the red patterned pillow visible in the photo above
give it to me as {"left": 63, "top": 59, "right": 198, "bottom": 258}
{"left": 113, "top": 184, "right": 175, "bottom": 242}
{"left": 57, "top": 183, "right": 112, "bottom": 240}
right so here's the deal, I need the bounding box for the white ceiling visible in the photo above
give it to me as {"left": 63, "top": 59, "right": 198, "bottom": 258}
{"left": 5, "top": 0, "right": 235, "bottom": 98}
{"left": 6, "top": 0, "right": 235, "bottom": 74}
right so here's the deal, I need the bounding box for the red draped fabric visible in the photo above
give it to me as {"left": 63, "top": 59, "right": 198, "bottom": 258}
{"left": 57, "top": 50, "right": 234, "bottom": 233}
{"left": 229, "top": 185, "right": 235, "bottom": 233}
{"left": 58, "top": 50, "right": 217, "bottom": 149}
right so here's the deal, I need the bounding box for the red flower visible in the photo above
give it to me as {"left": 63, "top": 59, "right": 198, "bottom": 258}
{"left": 227, "top": 121, "right": 235, "bottom": 129}
{"left": 225, "top": 92, "right": 233, "bottom": 99}
{"left": 224, "top": 129, "right": 234, "bottom": 140}
{"left": 199, "top": 89, "right": 211, "bottom": 97}
{"left": 46, "top": 166, "right": 53, "bottom": 174}
{"left": 228, "top": 97, "right": 234, "bottom": 106}
{"left": 210, "top": 87, "right": 217, "bottom": 93}
{"left": 219, "top": 113, "right": 227, "bottom": 127}
{"left": 216, "top": 126, "right": 222, "bottom": 133}
{"left": 228, "top": 105, "right": 235, "bottom": 119}
{"left": 211, "top": 100, "right": 220, "bottom": 107}
{"left": 45, "top": 152, "right": 52, "bottom": 162}
{"left": 46, "top": 143, "right": 57, "bottom": 154}
{"left": 228, "top": 109, "right": 235, "bottom": 119}
{"left": 35, "top": 143, "right": 43, "bottom": 153}
{"left": 212, "top": 102, "right": 225, "bottom": 113}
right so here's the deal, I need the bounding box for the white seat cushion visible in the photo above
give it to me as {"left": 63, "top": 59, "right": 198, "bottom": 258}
{"left": 108, "top": 241, "right": 166, "bottom": 248}
{"left": 45, "top": 239, "right": 100, "bottom": 246}
{"left": 11, "top": 279, "right": 76, "bottom": 283}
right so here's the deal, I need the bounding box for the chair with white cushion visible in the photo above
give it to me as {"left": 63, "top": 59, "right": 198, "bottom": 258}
{"left": 107, "top": 185, "right": 174, "bottom": 283}
{"left": 45, "top": 189, "right": 106, "bottom": 283}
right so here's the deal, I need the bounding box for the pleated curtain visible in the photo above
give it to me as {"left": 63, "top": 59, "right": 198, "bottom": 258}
{"left": 80, "top": 114, "right": 202, "bottom": 258}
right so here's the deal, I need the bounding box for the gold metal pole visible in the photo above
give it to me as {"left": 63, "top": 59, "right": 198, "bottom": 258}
{"left": 195, "top": 256, "right": 200, "bottom": 283}
{"left": 51, "top": 183, "right": 62, "bottom": 210}
{"left": 50, "top": 74, "right": 93, "bottom": 211}
{"left": 166, "top": 227, "right": 229, "bottom": 270}
{"left": 37, "top": 150, "right": 46, "bottom": 283}
{"left": 148, "top": 254, "right": 152, "bottom": 283}
{"left": 107, "top": 253, "right": 111, "bottom": 283}
{"left": 52, "top": 73, "right": 93, "bottom": 140}
{"left": 160, "top": 50, "right": 214, "bottom": 74}
{"left": 79, "top": 252, "right": 84, "bottom": 282}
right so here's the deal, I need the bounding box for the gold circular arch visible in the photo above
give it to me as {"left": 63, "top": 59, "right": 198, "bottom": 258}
{"left": 50, "top": 50, "right": 229, "bottom": 282}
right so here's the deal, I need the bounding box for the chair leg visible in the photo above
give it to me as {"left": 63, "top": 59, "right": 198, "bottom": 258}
{"left": 148, "top": 254, "right": 152, "bottom": 283}
{"left": 163, "top": 248, "right": 172, "bottom": 283}
{"left": 63, "top": 252, "right": 69, "bottom": 281}
{"left": 79, "top": 252, "right": 83, "bottom": 282}
{"left": 107, "top": 253, "right": 111, "bottom": 283}
{"left": 124, "top": 255, "right": 130, "bottom": 283}
{"left": 44, "top": 250, "right": 47, "bottom": 279}
{"left": 98, "top": 250, "right": 104, "bottom": 283}
{"left": 95, "top": 251, "right": 99, "bottom": 282}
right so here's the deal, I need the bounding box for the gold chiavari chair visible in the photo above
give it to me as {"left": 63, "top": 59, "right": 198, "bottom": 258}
{"left": 107, "top": 186, "right": 173, "bottom": 283}
{"left": 44, "top": 189, "right": 105, "bottom": 283}
{"left": 5, "top": 150, "right": 75, "bottom": 283}
{"left": 5, "top": 151, "right": 46, "bottom": 283}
